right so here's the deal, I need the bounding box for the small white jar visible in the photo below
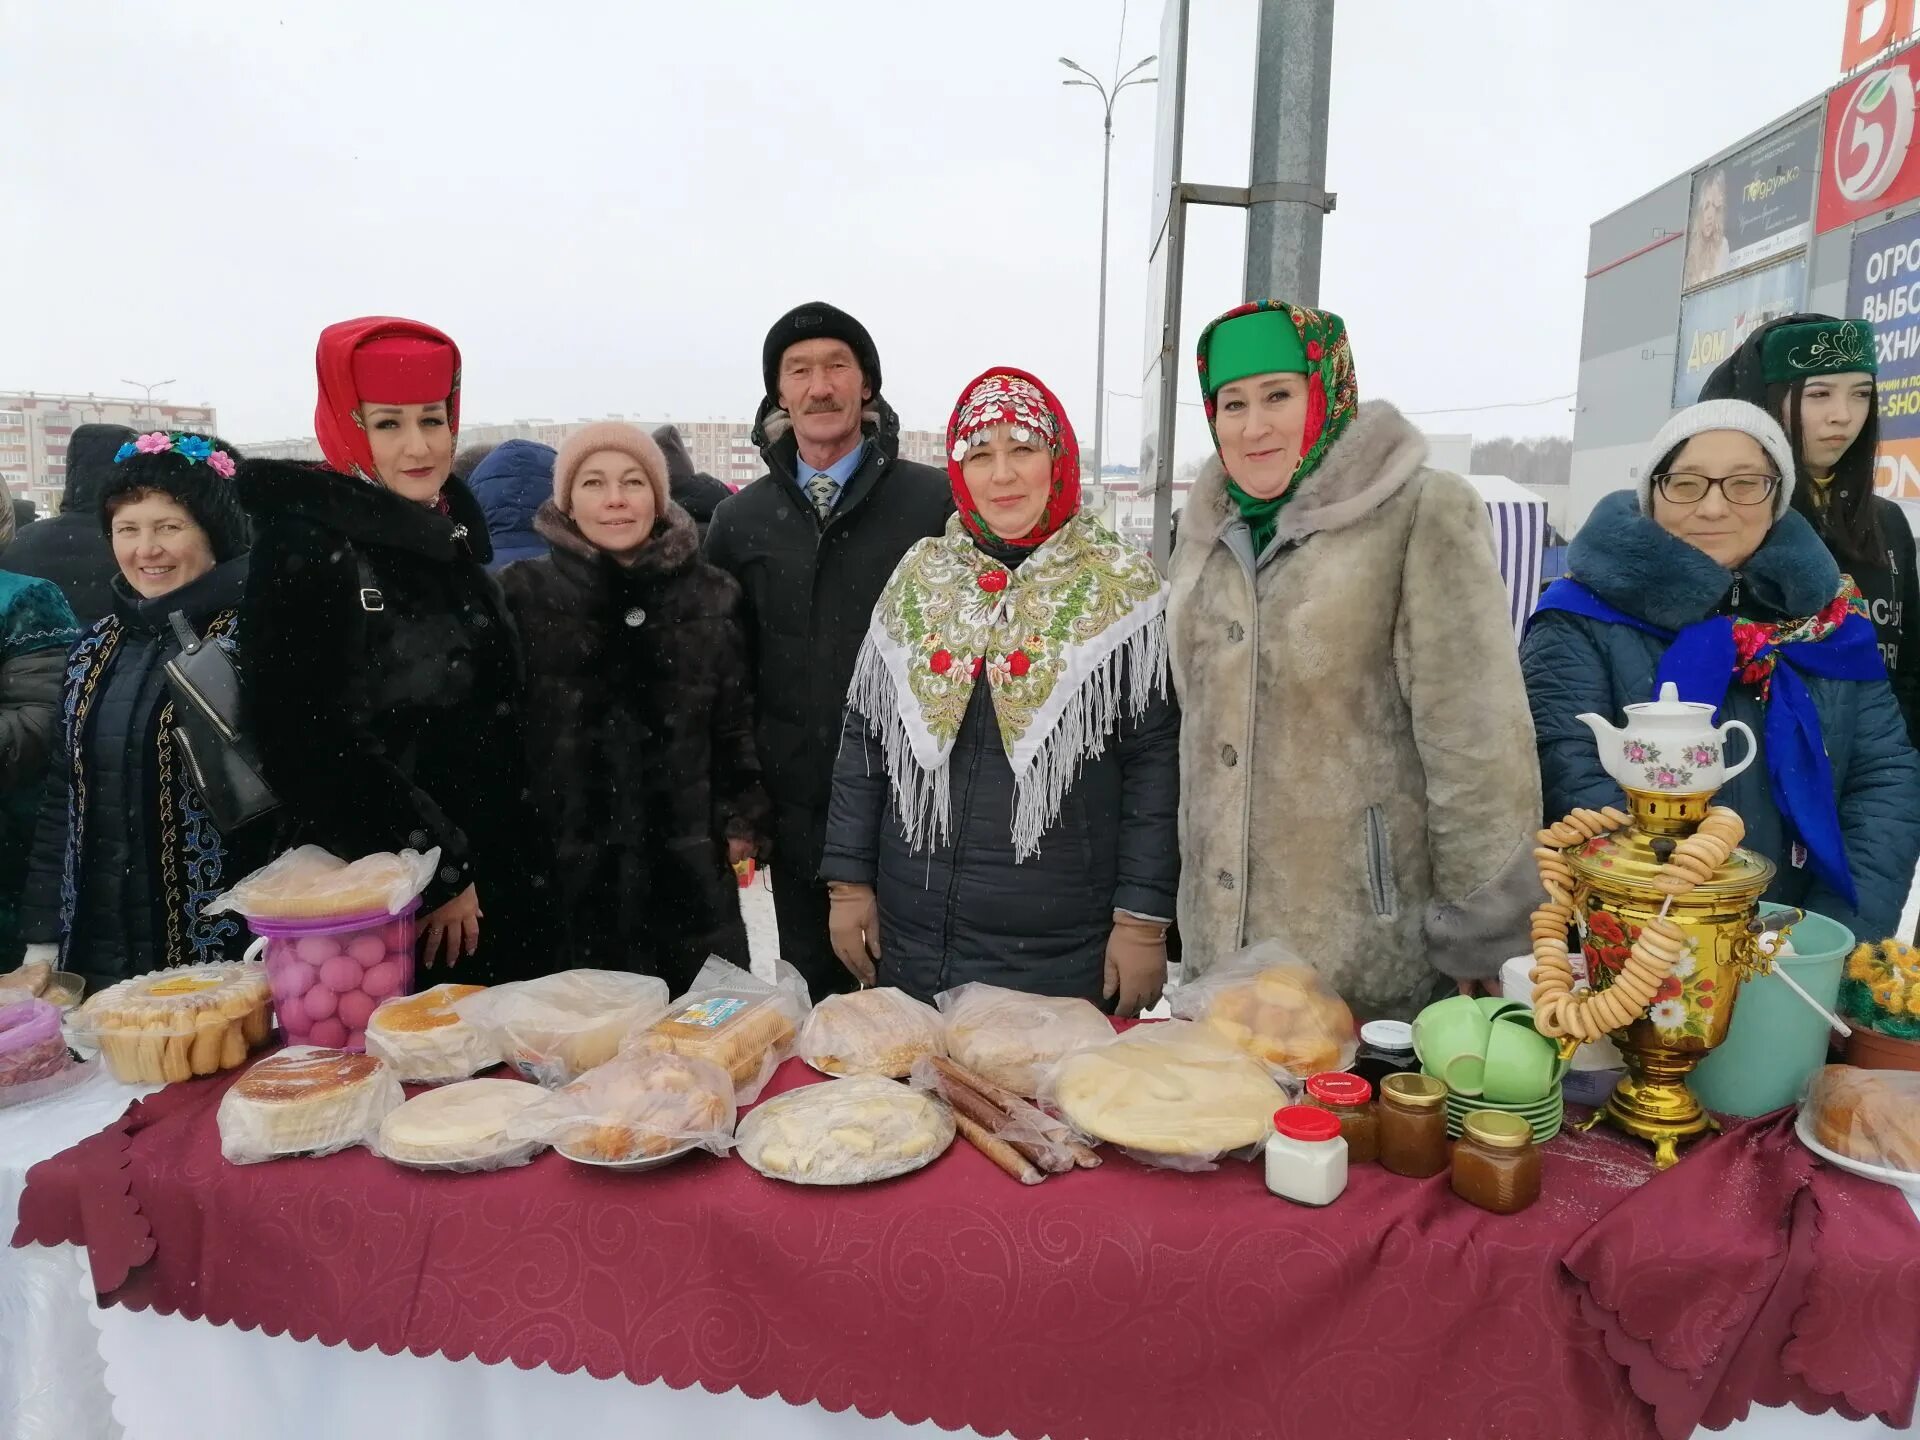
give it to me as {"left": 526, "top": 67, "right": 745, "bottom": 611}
{"left": 1265, "top": 1104, "right": 1349, "bottom": 1206}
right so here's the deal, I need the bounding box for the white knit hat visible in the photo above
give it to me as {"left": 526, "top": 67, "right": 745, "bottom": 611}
{"left": 1639, "top": 399, "right": 1797, "bottom": 520}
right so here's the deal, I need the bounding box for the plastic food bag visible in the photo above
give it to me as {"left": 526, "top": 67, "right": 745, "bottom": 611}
{"left": 635, "top": 957, "right": 810, "bottom": 1105}
{"left": 68, "top": 963, "right": 273, "bottom": 1085}
{"left": 512, "top": 1049, "right": 737, "bottom": 1165}
{"left": 798, "top": 987, "right": 944, "bottom": 1078}
{"left": 365, "top": 983, "right": 499, "bottom": 1083}
{"left": 455, "top": 970, "right": 669, "bottom": 1087}
{"left": 936, "top": 982, "right": 1114, "bottom": 1096}
{"left": 1167, "top": 939, "right": 1357, "bottom": 1081}
{"left": 736, "top": 1074, "right": 954, "bottom": 1185}
{"left": 908, "top": 1053, "right": 1093, "bottom": 1179}
{"left": 0, "top": 998, "right": 74, "bottom": 1098}
{"left": 204, "top": 844, "right": 440, "bottom": 921}
{"left": 1043, "top": 1021, "right": 1286, "bottom": 1171}
{"left": 1803, "top": 1066, "right": 1920, "bottom": 1178}
{"left": 217, "top": 1046, "right": 404, "bottom": 1164}
{"left": 373, "top": 1077, "right": 549, "bottom": 1171}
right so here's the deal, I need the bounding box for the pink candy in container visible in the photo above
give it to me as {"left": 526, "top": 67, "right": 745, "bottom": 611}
{"left": 246, "top": 904, "right": 420, "bottom": 1052}
{"left": 206, "top": 844, "right": 442, "bottom": 1054}
{"left": 0, "top": 998, "right": 71, "bottom": 1095}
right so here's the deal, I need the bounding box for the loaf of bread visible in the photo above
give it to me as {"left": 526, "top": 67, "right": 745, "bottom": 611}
{"left": 218, "top": 1047, "right": 403, "bottom": 1163}
{"left": 736, "top": 1076, "right": 953, "bottom": 1185}
{"left": 937, "top": 983, "right": 1113, "bottom": 1096}
{"left": 366, "top": 983, "right": 497, "bottom": 1083}
{"left": 1809, "top": 1065, "right": 1920, "bottom": 1174}
{"left": 454, "top": 970, "right": 669, "bottom": 1086}
{"left": 799, "top": 988, "right": 944, "bottom": 1078}
{"left": 71, "top": 964, "right": 272, "bottom": 1086}
{"left": 1049, "top": 1021, "right": 1286, "bottom": 1158}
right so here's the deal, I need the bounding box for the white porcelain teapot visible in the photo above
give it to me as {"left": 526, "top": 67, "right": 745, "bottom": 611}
{"left": 1576, "top": 682, "right": 1758, "bottom": 795}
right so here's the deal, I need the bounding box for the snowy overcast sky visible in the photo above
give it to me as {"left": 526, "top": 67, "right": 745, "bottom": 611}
{"left": 3, "top": 0, "right": 1857, "bottom": 458}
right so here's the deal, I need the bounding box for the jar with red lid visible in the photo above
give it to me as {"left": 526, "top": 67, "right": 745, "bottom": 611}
{"left": 1265, "top": 1105, "right": 1347, "bottom": 1205}
{"left": 1303, "top": 1071, "right": 1378, "bottom": 1164}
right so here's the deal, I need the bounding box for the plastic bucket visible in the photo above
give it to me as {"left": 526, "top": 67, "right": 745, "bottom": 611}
{"left": 246, "top": 902, "right": 420, "bottom": 1054}
{"left": 1692, "top": 908, "right": 1852, "bottom": 1117}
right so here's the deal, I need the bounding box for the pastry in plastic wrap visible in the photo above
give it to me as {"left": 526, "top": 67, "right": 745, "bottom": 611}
{"left": 799, "top": 987, "right": 944, "bottom": 1078}
{"left": 70, "top": 963, "right": 273, "bottom": 1085}
{"left": 1808, "top": 1066, "right": 1920, "bottom": 1175}
{"left": 365, "top": 983, "right": 498, "bottom": 1083}
{"left": 218, "top": 1046, "right": 403, "bottom": 1163}
{"left": 1168, "top": 941, "right": 1357, "bottom": 1080}
{"left": 516, "top": 1050, "right": 737, "bottom": 1165}
{"left": 375, "top": 1078, "right": 548, "bottom": 1171}
{"left": 203, "top": 844, "right": 439, "bottom": 922}
{"left": 0, "top": 998, "right": 71, "bottom": 1093}
{"left": 454, "top": 970, "right": 669, "bottom": 1086}
{"left": 1047, "top": 1021, "right": 1287, "bottom": 1164}
{"left": 640, "top": 958, "right": 810, "bottom": 1104}
{"left": 736, "top": 1075, "right": 954, "bottom": 1185}
{"left": 937, "top": 982, "right": 1113, "bottom": 1095}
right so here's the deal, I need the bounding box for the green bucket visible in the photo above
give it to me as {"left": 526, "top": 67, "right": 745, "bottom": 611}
{"left": 1692, "top": 907, "right": 1853, "bottom": 1118}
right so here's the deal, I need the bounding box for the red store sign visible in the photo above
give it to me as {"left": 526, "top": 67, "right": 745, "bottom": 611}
{"left": 1820, "top": 40, "right": 1920, "bottom": 232}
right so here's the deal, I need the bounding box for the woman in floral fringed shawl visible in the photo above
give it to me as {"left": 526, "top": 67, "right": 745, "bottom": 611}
{"left": 1168, "top": 300, "right": 1542, "bottom": 1021}
{"left": 819, "top": 368, "right": 1180, "bottom": 1014}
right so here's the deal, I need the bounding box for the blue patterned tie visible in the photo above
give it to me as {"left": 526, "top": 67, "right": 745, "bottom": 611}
{"left": 805, "top": 473, "right": 836, "bottom": 521}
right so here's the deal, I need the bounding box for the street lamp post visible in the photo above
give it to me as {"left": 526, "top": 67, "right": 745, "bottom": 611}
{"left": 119, "top": 378, "right": 175, "bottom": 424}
{"left": 1060, "top": 52, "right": 1155, "bottom": 487}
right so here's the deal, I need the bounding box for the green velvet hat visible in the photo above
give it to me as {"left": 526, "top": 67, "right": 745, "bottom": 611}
{"left": 1759, "top": 319, "right": 1877, "bottom": 384}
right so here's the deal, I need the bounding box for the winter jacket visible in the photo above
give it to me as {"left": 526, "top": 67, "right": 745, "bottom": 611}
{"left": 1167, "top": 400, "right": 1543, "bottom": 1020}
{"left": 1521, "top": 490, "right": 1920, "bottom": 942}
{"left": 1700, "top": 313, "right": 1920, "bottom": 749}
{"left": 19, "top": 560, "right": 269, "bottom": 991}
{"left": 822, "top": 652, "right": 1180, "bottom": 1005}
{"left": 468, "top": 439, "right": 555, "bottom": 571}
{"left": 0, "top": 573, "right": 80, "bottom": 957}
{"left": 235, "top": 461, "right": 556, "bottom": 986}
{"left": 6, "top": 424, "right": 135, "bottom": 627}
{"left": 704, "top": 396, "right": 952, "bottom": 855}
{"left": 499, "top": 499, "right": 770, "bottom": 991}
{"left": 653, "top": 425, "right": 735, "bottom": 542}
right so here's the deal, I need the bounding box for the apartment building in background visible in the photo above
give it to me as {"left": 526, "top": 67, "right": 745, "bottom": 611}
{"left": 240, "top": 417, "right": 949, "bottom": 486}
{"left": 0, "top": 392, "right": 218, "bottom": 514}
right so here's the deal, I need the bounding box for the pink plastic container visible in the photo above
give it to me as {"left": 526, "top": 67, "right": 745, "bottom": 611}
{"left": 246, "top": 902, "right": 420, "bottom": 1053}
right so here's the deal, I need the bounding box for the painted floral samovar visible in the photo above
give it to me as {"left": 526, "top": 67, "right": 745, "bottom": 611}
{"left": 1536, "top": 685, "right": 1792, "bottom": 1168}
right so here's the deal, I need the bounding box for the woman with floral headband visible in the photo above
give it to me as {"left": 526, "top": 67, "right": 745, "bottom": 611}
{"left": 16, "top": 431, "right": 270, "bottom": 993}
{"left": 820, "top": 368, "right": 1179, "bottom": 1013}
{"left": 236, "top": 318, "right": 553, "bottom": 984}
{"left": 1168, "top": 301, "right": 1541, "bottom": 1021}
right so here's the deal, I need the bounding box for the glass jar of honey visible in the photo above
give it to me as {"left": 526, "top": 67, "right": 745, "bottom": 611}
{"left": 1450, "top": 1110, "right": 1541, "bottom": 1215}
{"left": 1304, "top": 1072, "right": 1378, "bottom": 1164}
{"left": 1377, "top": 1072, "right": 1449, "bottom": 1178}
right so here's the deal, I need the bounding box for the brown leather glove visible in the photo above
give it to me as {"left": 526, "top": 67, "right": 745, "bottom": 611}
{"left": 827, "top": 881, "right": 881, "bottom": 986}
{"left": 1103, "top": 911, "right": 1168, "bottom": 1017}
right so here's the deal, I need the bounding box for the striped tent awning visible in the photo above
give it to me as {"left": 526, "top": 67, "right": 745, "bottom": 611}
{"left": 1462, "top": 473, "right": 1550, "bottom": 645}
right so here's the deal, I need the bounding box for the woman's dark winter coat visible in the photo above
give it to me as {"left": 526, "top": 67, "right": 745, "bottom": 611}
{"left": 5, "top": 424, "right": 136, "bottom": 628}
{"left": 19, "top": 559, "right": 271, "bottom": 991}
{"left": 468, "top": 439, "right": 556, "bottom": 572}
{"left": 499, "top": 499, "right": 770, "bottom": 992}
{"left": 820, "top": 658, "right": 1182, "bottom": 1007}
{"left": 1522, "top": 490, "right": 1920, "bottom": 942}
{"left": 0, "top": 572, "right": 80, "bottom": 958}
{"left": 234, "top": 461, "right": 555, "bottom": 986}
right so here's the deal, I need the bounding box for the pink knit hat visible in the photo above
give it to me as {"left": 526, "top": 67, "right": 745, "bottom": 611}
{"left": 551, "top": 422, "right": 670, "bottom": 515}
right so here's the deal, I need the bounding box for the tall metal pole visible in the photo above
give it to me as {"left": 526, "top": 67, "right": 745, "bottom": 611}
{"left": 1243, "top": 0, "right": 1336, "bottom": 305}
{"left": 119, "top": 377, "right": 175, "bottom": 423}
{"left": 1094, "top": 102, "right": 1114, "bottom": 487}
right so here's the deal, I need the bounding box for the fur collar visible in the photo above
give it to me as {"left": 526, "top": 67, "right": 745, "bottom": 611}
{"left": 532, "top": 497, "right": 698, "bottom": 585}
{"left": 1568, "top": 489, "right": 1842, "bottom": 630}
{"left": 235, "top": 459, "right": 493, "bottom": 565}
{"left": 1184, "top": 399, "right": 1431, "bottom": 551}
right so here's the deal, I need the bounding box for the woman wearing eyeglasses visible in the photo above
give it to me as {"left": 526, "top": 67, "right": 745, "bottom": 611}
{"left": 1522, "top": 399, "right": 1920, "bottom": 940}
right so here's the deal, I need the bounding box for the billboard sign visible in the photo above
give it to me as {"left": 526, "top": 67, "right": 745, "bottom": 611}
{"left": 1681, "top": 115, "right": 1819, "bottom": 290}
{"left": 1671, "top": 256, "right": 1808, "bottom": 407}
{"left": 1849, "top": 211, "right": 1920, "bottom": 497}
{"left": 1819, "top": 42, "right": 1920, "bottom": 231}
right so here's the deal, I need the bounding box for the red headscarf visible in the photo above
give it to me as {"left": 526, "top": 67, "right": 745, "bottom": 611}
{"left": 313, "top": 316, "right": 462, "bottom": 482}
{"left": 946, "top": 367, "right": 1080, "bottom": 550}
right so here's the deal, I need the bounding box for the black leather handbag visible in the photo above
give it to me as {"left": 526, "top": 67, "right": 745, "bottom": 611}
{"left": 163, "top": 611, "right": 280, "bottom": 832}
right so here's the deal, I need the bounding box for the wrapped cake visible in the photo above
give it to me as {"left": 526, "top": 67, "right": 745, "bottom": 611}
{"left": 70, "top": 963, "right": 272, "bottom": 1086}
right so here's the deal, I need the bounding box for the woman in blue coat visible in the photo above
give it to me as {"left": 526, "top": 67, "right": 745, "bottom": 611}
{"left": 1522, "top": 399, "right": 1920, "bottom": 942}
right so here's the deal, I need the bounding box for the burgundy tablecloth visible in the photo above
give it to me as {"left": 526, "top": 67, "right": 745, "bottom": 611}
{"left": 13, "top": 1058, "right": 1920, "bottom": 1440}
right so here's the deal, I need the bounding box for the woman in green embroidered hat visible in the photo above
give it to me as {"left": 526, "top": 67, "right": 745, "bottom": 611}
{"left": 1701, "top": 314, "right": 1920, "bottom": 745}
{"left": 1167, "top": 301, "right": 1542, "bottom": 1021}
{"left": 819, "top": 368, "right": 1180, "bottom": 1014}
